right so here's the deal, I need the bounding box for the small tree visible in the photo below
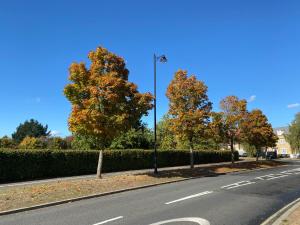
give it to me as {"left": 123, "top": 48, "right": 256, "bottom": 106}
{"left": 19, "top": 136, "right": 46, "bottom": 149}
{"left": 110, "top": 128, "right": 154, "bottom": 149}
{"left": 166, "top": 70, "right": 212, "bottom": 168}
{"left": 64, "top": 46, "right": 153, "bottom": 177}
{"left": 0, "top": 136, "right": 15, "bottom": 149}
{"left": 219, "top": 96, "right": 247, "bottom": 164}
{"left": 48, "top": 137, "right": 68, "bottom": 150}
{"left": 285, "top": 112, "right": 300, "bottom": 153}
{"left": 157, "top": 114, "right": 176, "bottom": 150}
{"left": 241, "top": 109, "right": 275, "bottom": 161}
{"left": 12, "top": 119, "right": 50, "bottom": 144}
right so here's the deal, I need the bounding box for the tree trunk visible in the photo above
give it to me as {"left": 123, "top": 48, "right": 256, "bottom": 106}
{"left": 230, "top": 136, "right": 235, "bottom": 164}
{"left": 256, "top": 148, "right": 259, "bottom": 162}
{"left": 190, "top": 144, "right": 194, "bottom": 169}
{"left": 265, "top": 147, "right": 268, "bottom": 160}
{"left": 96, "top": 150, "right": 103, "bottom": 179}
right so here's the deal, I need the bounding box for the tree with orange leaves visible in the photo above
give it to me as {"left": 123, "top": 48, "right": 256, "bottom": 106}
{"left": 64, "top": 46, "right": 153, "bottom": 176}
{"left": 219, "top": 96, "right": 247, "bottom": 164}
{"left": 166, "top": 70, "right": 212, "bottom": 168}
{"left": 241, "top": 109, "right": 277, "bottom": 161}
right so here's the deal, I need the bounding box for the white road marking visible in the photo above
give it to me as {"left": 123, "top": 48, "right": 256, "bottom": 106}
{"left": 255, "top": 174, "right": 289, "bottom": 181}
{"left": 165, "top": 191, "right": 213, "bottom": 205}
{"left": 92, "top": 216, "right": 123, "bottom": 225}
{"left": 149, "top": 217, "right": 210, "bottom": 225}
{"left": 221, "top": 180, "right": 255, "bottom": 190}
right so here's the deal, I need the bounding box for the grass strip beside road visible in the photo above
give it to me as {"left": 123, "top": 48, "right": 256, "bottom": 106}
{"left": 0, "top": 160, "right": 283, "bottom": 212}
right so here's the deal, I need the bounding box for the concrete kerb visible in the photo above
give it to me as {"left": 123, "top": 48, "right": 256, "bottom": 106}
{"left": 261, "top": 198, "right": 300, "bottom": 225}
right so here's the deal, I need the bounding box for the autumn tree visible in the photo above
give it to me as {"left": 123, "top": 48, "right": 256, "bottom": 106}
{"left": 241, "top": 109, "right": 276, "bottom": 161}
{"left": 285, "top": 112, "right": 300, "bottom": 153}
{"left": 166, "top": 70, "right": 212, "bottom": 168}
{"left": 219, "top": 96, "right": 247, "bottom": 163}
{"left": 64, "top": 46, "right": 153, "bottom": 177}
{"left": 209, "top": 112, "right": 226, "bottom": 150}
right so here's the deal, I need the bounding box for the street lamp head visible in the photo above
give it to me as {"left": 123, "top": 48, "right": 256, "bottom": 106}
{"left": 159, "top": 55, "right": 167, "bottom": 63}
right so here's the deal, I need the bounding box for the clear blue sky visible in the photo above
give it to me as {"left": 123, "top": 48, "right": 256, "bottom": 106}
{"left": 1, "top": 0, "right": 300, "bottom": 137}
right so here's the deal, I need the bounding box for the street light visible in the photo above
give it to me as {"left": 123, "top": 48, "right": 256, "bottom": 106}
{"left": 153, "top": 54, "right": 167, "bottom": 174}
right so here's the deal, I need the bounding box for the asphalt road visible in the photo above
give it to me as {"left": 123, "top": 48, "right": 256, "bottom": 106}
{"left": 1, "top": 160, "right": 300, "bottom": 225}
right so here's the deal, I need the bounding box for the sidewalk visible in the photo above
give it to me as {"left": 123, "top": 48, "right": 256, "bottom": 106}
{"left": 261, "top": 198, "right": 300, "bottom": 225}
{"left": 280, "top": 205, "right": 300, "bottom": 225}
{"left": 0, "top": 158, "right": 254, "bottom": 189}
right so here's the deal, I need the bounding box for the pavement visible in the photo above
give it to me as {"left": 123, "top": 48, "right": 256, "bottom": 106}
{"left": 1, "top": 159, "right": 300, "bottom": 225}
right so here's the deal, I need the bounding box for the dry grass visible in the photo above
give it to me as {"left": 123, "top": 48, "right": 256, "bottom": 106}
{"left": 0, "top": 160, "right": 283, "bottom": 212}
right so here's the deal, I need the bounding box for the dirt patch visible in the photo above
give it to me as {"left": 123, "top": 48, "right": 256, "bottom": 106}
{"left": 0, "top": 160, "right": 283, "bottom": 212}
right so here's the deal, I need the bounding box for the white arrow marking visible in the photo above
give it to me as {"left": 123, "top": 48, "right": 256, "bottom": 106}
{"left": 149, "top": 217, "right": 210, "bottom": 225}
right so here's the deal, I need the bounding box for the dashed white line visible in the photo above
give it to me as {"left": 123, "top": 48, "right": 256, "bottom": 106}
{"left": 165, "top": 191, "right": 213, "bottom": 205}
{"left": 92, "top": 216, "right": 123, "bottom": 225}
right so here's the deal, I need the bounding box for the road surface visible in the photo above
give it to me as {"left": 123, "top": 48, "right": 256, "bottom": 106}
{"left": 1, "top": 160, "right": 300, "bottom": 225}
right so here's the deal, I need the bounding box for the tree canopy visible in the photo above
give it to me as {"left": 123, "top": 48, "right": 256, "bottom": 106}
{"left": 285, "top": 112, "right": 300, "bottom": 153}
{"left": 219, "top": 95, "right": 247, "bottom": 163}
{"left": 64, "top": 46, "right": 153, "bottom": 149}
{"left": 166, "top": 70, "right": 212, "bottom": 150}
{"left": 12, "top": 119, "right": 50, "bottom": 143}
{"left": 241, "top": 109, "right": 277, "bottom": 160}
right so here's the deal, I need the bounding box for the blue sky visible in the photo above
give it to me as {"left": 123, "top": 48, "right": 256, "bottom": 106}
{"left": 0, "top": 0, "right": 300, "bottom": 137}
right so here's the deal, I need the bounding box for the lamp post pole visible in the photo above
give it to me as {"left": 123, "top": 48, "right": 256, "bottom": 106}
{"left": 153, "top": 54, "right": 167, "bottom": 174}
{"left": 153, "top": 54, "right": 158, "bottom": 174}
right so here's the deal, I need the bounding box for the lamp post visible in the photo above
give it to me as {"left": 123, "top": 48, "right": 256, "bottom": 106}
{"left": 153, "top": 54, "right": 167, "bottom": 174}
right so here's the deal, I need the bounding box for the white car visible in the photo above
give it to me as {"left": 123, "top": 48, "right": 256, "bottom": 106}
{"left": 290, "top": 153, "right": 300, "bottom": 159}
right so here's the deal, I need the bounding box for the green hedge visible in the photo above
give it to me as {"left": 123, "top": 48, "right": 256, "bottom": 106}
{"left": 0, "top": 149, "right": 238, "bottom": 182}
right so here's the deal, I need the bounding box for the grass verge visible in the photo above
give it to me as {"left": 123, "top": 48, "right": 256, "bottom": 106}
{"left": 0, "top": 160, "right": 283, "bottom": 212}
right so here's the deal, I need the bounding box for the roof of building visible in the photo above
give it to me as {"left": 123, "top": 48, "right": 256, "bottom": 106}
{"left": 274, "top": 126, "right": 289, "bottom": 135}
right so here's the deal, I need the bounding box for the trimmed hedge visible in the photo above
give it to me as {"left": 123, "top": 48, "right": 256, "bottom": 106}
{"left": 0, "top": 149, "right": 238, "bottom": 182}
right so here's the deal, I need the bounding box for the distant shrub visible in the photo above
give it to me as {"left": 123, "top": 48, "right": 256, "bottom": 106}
{"left": 47, "top": 137, "right": 68, "bottom": 150}
{"left": 18, "top": 136, "right": 46, "bottom": 149}
{"left": 0, "top": 136, "right": 15, "bottom": 149}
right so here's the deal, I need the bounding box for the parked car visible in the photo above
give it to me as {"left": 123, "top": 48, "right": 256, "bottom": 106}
{"left": 290, "top": 153, "right": 300, "bottom": 159}
{"left": 238, "top": 150, "right": 247, "bottom": 157}
{"left": 266, "top": 151, "right": 277, "bottom": 160}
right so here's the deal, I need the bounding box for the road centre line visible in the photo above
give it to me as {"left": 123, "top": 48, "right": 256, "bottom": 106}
{"left": 165, "top": 191, "right": 213, "bottom": 205}
{"left": 92, "top": 216, "right": 123, "bottom": 225}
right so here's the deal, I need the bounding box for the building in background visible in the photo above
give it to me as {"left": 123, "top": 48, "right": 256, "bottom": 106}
{"left": 274, "top": 127, "right": 292, "bottom": 157}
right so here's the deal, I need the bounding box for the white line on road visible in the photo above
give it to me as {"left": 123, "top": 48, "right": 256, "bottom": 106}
{"left": 165, "top": 191, "right": 213, "bottom": 205}
{"left": 92, "top": 216, "right": 123, "bottom": 225}
{"left": 221, "top": 181, "right": 255, "bottom": 190}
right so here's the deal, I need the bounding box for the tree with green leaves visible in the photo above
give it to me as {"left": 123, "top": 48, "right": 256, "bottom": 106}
{"left": 110, "top": 128, "right": 154, "bottom": 149}
{"left": 219, "top": 96, "right": 247, "bottom": 163}
{"left": 0, "top": 136, "right": 15, "bottom": 149}
{"left": 12, "top": 119, "right": 50, "bottom": 144}
{"left": 157, "top": 114, "right": 176, "bottom": 150}
{"left": 166, "top": 70, "right": 212, "bottom": 168}
{"left": 64, "top": 46, "right": 153, "bottom": 177}
{"left": 285, "top": 112, "right": 300, "bottom": 153}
